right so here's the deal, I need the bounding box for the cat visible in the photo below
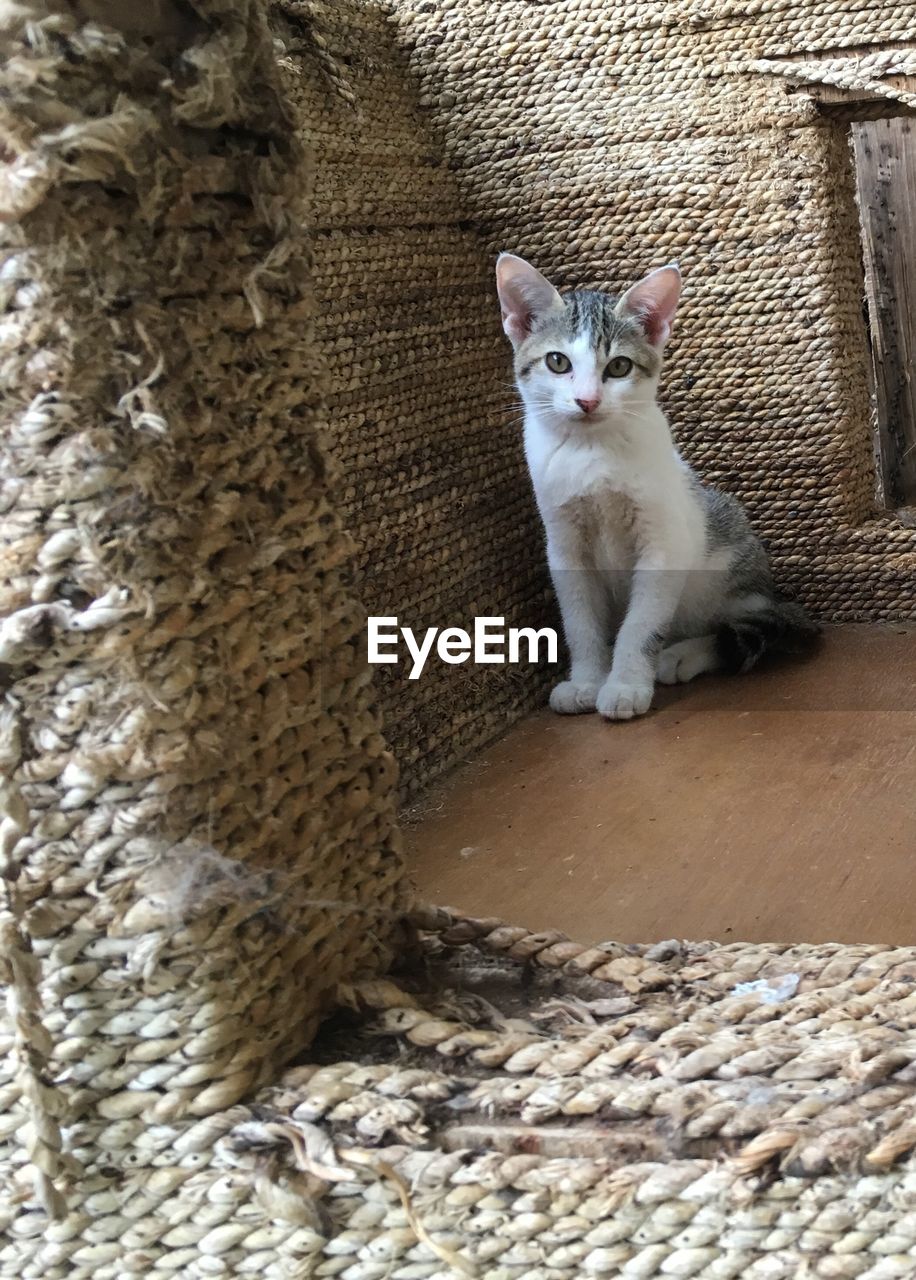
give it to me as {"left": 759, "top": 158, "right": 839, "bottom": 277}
{"left": 495, "top": 253, "right": 820, "bottom": 720}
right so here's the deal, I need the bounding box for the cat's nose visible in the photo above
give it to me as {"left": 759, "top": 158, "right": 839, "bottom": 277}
{"left": 575, "top": 396, "right": 600, "bottom": 415}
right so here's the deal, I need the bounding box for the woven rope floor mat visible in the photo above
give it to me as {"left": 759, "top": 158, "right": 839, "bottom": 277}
{"left": 229, "top": 909, "right": 916, "bottom": 1279}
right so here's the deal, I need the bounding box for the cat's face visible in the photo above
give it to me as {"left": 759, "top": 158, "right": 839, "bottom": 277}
{"left": 496, "top": 255, "right": 681, "bottom": 430}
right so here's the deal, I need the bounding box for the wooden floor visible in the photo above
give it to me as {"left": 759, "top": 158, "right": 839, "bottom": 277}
{"left": 407, "top": 626, "right": 916, "bottom": 945}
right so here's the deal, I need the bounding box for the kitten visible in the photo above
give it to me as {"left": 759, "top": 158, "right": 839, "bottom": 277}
{"left": 496, "top": 254, "right": 820, "bottom": 720}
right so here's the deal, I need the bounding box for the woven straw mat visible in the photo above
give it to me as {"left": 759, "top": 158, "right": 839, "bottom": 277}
{"left": 0, "top": 0, "right": 407, "bottom": 1258}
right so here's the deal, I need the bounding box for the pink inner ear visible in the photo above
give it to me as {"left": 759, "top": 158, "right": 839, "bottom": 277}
{"left": 502, "top": 306, "right": 528, "bottom": 335}
{"left": 639, "top": 304, "right": 670, "bottom": 346}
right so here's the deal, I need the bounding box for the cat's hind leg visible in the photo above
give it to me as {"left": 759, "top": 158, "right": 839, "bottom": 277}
{"left": 657, "top": 635, "right": 719, "bottom": 685}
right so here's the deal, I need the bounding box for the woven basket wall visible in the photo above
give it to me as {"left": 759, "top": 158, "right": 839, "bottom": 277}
{"left": 293, "top": 0, "right": 916, "bottom": 797}
{"left": 0, "top": 0, "right": 407, "bottom": 1258}
{"left": 299, "top": 0, "right": 558, "bottom": 799}
{"left": 380, "top": 0, "right": 916, "bottom": 622}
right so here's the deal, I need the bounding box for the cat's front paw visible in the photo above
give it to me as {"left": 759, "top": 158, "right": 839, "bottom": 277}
{"left": 549, "top": 679, "right": 601, "bottom": 714}
{"left": 596, "top": 677, "right": 654, "bottom": 721}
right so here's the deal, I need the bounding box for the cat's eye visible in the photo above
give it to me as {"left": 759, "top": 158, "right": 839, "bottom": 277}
{"left": 604, "top": 356, "right": 633, "bottom": 379}
{"left": 545, "top": 351, "right": 571, "bottom": 374}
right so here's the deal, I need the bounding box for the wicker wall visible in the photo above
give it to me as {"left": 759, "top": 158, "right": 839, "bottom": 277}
{"left": 384, "top": 0, "right": 916, "bottom": 626}
{"left": 297, "top": 0, "right": 557, "bottom": 798}
{"left": 0, "top": 0, "right": 406, "bottom": 1237}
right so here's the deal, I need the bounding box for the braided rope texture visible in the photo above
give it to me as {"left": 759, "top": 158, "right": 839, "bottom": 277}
{"left": 8, "top": 905, "right": 916, "bottom": 1276}
{"left": 0, "top": 0, "right": 407, "bottom": 1253}
{"left": 296, "top": 0, "right": 558, "bottom": 797}
{"left": 196, "top": 912, "right": 916, "bottom": 1278}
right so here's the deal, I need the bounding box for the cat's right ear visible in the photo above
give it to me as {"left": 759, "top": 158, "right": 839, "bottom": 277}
{"left": 496, "top": 254, "right": 563, "bottom": 347}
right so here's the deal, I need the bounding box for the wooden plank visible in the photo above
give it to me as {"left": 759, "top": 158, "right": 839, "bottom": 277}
{"left": 798, "top": 80, "right": 916, "bottom": 108}
{"left": 408, "top": 626, "right": 916, "bottom": 946}
{"left": 853, "top": 116, "right": 916, "bottom": 506}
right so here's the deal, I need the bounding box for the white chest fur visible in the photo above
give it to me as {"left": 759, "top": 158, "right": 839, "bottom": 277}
{"left": 525, "top": 419, "right": 651, "bottom": 571}
{"left": 523, "top": 408, "right": 709, "bottom": 577}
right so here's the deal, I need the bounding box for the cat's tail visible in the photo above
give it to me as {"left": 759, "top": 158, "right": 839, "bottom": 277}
{"left": 715, "top": 600, "right": 822, "bottom": 675}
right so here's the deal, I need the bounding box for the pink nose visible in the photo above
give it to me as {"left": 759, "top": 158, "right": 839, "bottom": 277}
{"left": 575, "top": 396, "right": 600, "bottom": 415}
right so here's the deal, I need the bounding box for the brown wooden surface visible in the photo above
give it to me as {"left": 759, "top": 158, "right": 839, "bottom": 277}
{"left": 407, "top": 626, "right": 916, "bottom": 945}
{"left": 854, "top": 116, "right": 916, "bottom": 505}
{"left": 799, "top": 80, "right": 916, "bottom": 111}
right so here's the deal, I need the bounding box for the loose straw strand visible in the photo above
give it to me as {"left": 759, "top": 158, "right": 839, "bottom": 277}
{"left": 0, "top": 712, "right": 67, "bottom": 1219}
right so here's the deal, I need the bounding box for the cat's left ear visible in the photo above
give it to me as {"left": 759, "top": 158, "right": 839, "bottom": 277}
{"left": 616, "top": 264, "right": 681, "bottom": 348}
